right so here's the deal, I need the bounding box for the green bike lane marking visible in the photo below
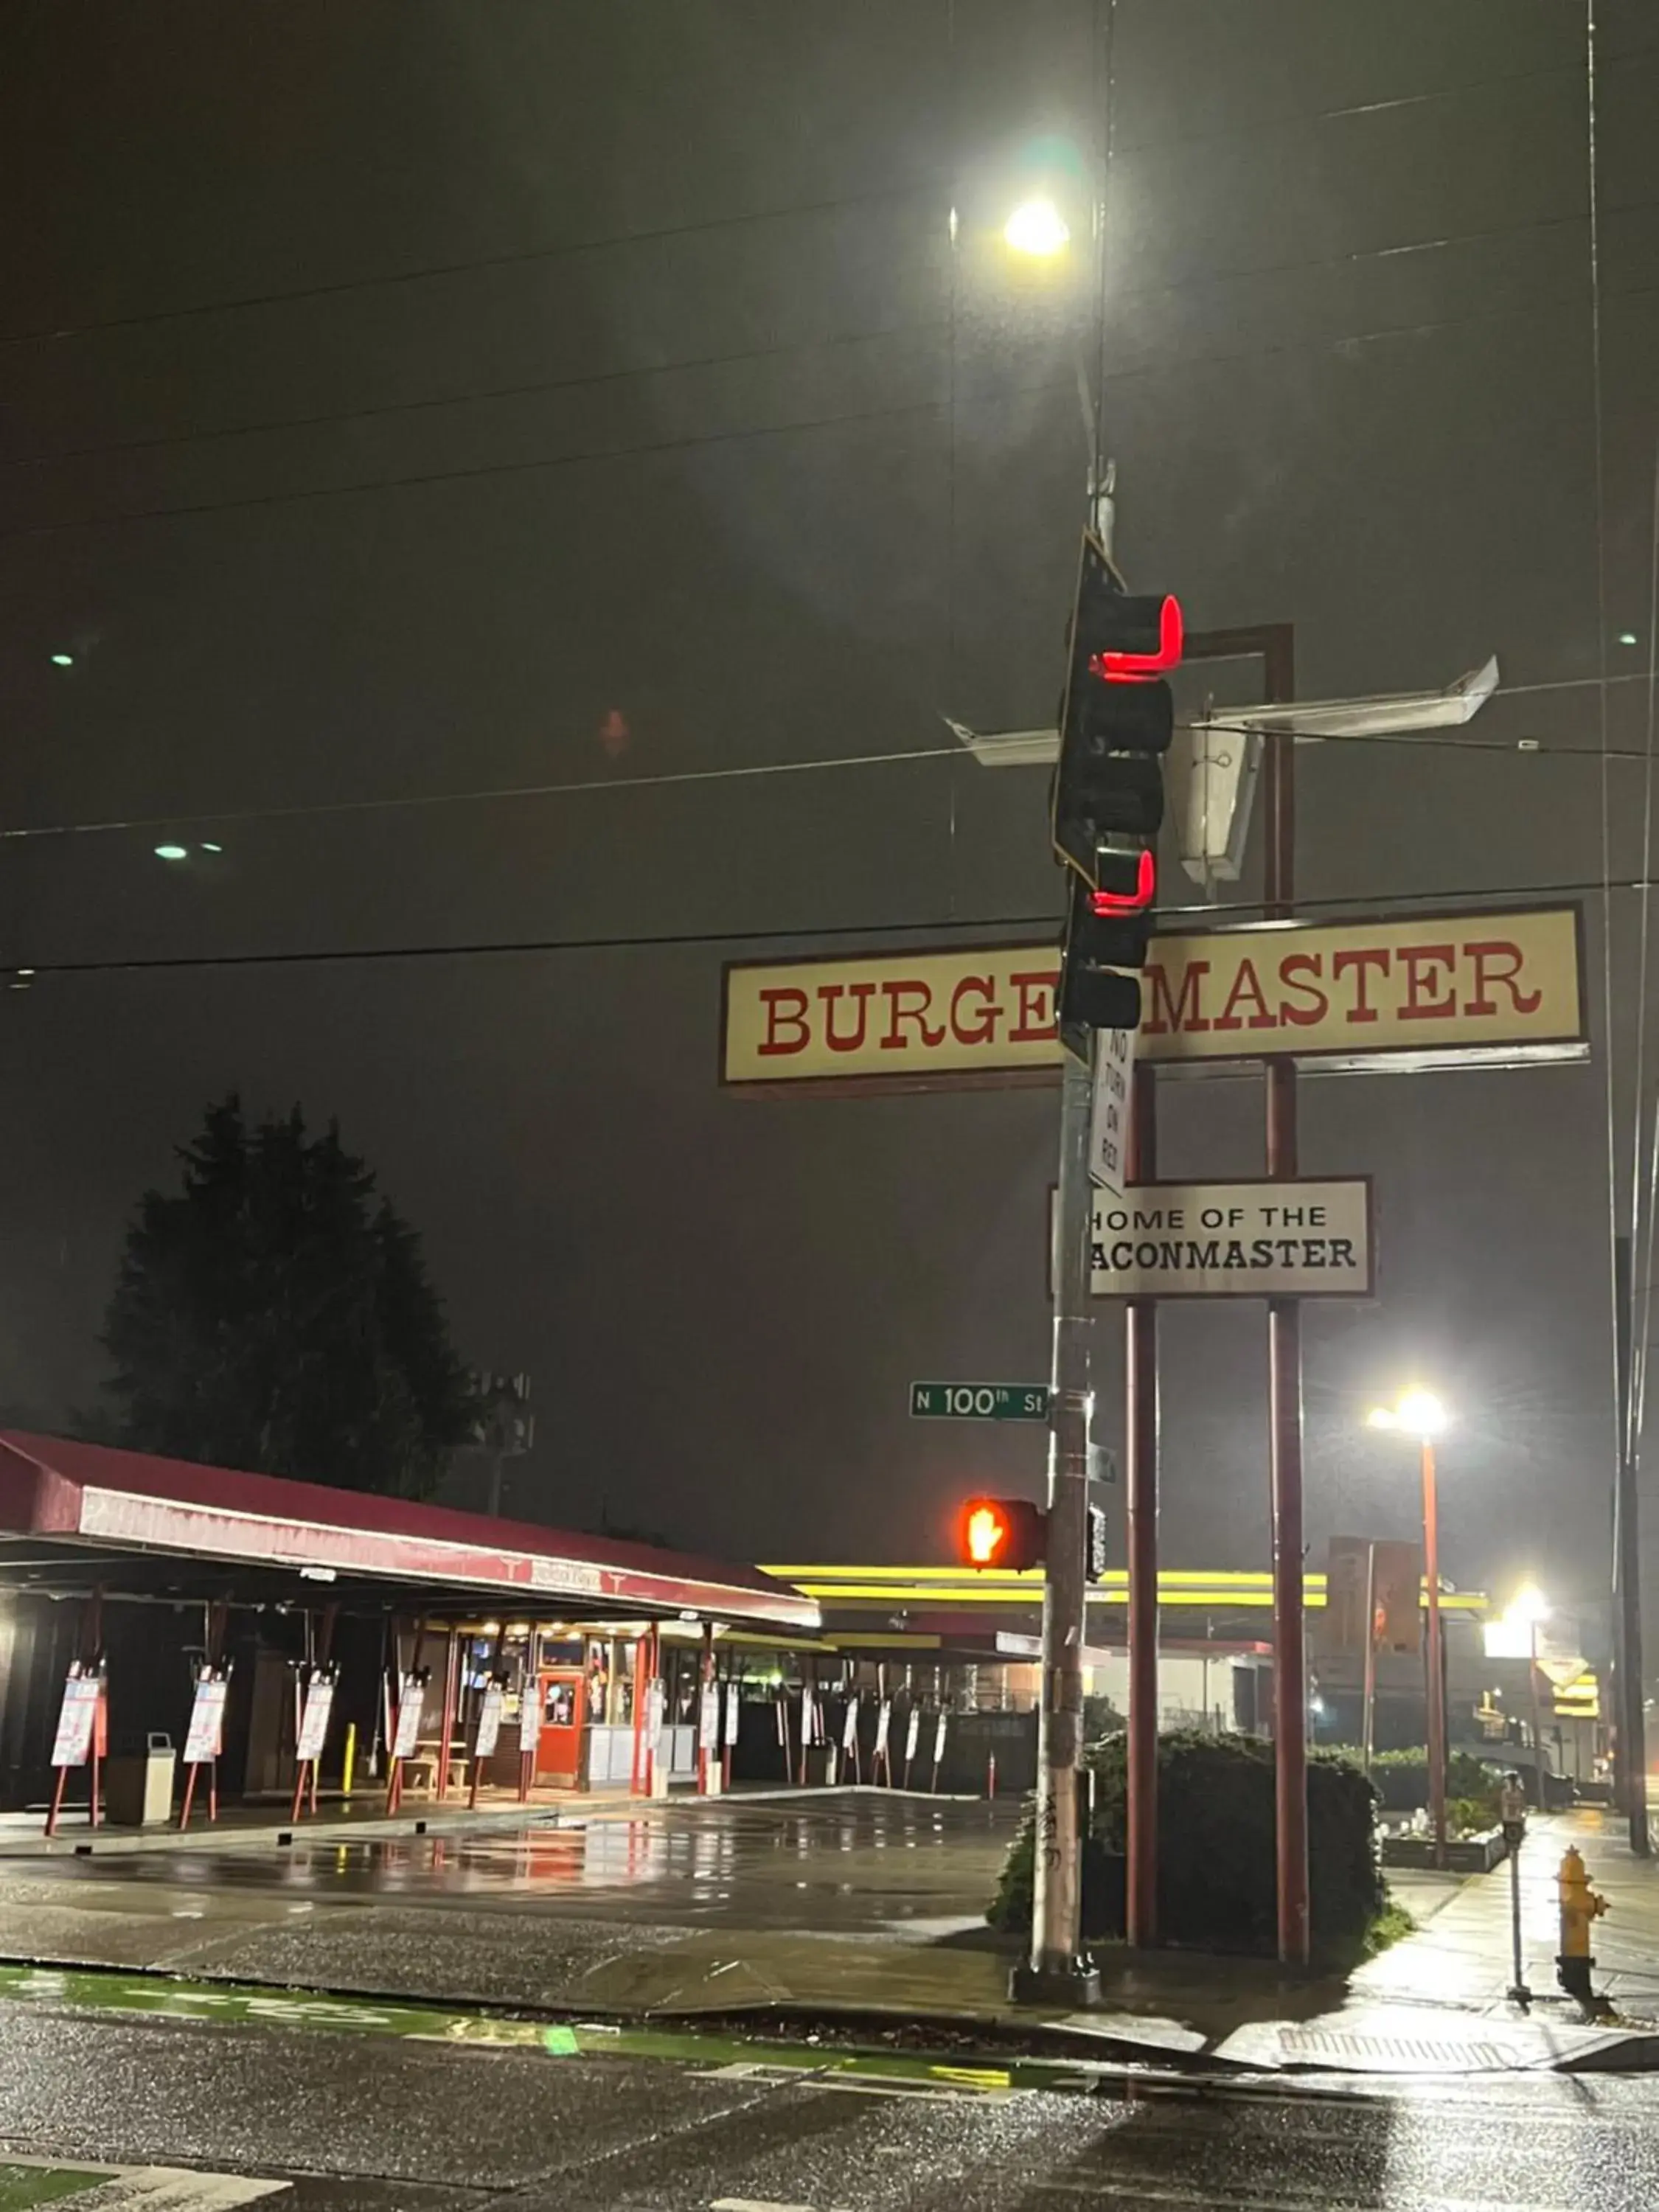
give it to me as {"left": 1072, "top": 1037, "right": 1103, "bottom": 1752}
{"left": 0, "top": 2168, "right": 108, "bottom": 2212}
{"left": 0, "top": 1964, "right": 1075, "bottom": 2096}
{"left": 0, "top": 2161, "right": 285, "bottom": 2210}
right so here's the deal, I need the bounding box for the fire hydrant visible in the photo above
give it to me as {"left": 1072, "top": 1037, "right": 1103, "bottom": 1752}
{"left": 1556, "top": 1845, "right": 1609, "bottom": 2004}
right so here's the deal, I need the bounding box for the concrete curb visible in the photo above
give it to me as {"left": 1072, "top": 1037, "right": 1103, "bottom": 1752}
{"left": 2, "top": 1944, "right": 1655, "bottom": 2075}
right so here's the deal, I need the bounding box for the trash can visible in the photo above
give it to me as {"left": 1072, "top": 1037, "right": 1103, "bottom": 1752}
{"left": 105, "top": 1733, "right": 177, "bottom": 1826}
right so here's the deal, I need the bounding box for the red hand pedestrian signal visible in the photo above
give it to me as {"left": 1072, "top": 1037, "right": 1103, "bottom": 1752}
{"left": 956, "top": 1496, "right": 1046, "bottom": 1572}
{"left": 965, "top": 1503, "right": 1007, "bottom": 1564}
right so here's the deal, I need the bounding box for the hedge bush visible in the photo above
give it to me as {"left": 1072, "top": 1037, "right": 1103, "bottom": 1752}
{"left": 1368, "top": 1747, "right": 1500, "bottom": 1820}
{"left": 988, "top": 1729, "right": 1386, "bottom": 1969}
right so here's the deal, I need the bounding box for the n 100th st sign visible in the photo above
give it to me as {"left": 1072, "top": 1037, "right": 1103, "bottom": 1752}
{"left": 1091, "top": 1179, "right": 1373, "bottom": 1298}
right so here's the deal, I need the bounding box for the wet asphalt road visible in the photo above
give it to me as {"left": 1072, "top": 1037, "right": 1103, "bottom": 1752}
{"left": 5, "top": 1998, "right": 1659, "bottom": 2209}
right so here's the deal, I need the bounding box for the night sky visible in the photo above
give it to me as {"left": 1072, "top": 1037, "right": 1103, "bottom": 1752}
{"left": 1, "top": 4, "right": 1656, "bottom": 1637}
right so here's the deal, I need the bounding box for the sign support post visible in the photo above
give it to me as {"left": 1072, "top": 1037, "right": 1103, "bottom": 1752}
{"left": 1012, "top": 1043, "right": 1101, "bottom": 2006}
{"left": 1259, "top": 624, "right": 1311, "bottom": 1969}
{"left": 1125, "top": 1057, "right": 1160, "bottom": 1948}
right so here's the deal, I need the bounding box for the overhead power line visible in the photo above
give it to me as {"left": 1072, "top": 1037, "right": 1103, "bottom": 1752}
{"left": 8, "top": 871, "right": 1659, "bottom": 984}
{"left": 1, "top": 319, "right": 946, "bottom": 475}
{"left": 2, "top": 675, "right": 1658, "bottom": 853}
{"left": 0, "top": 376, "right": 1077, "bottom": 545}
{"left": 0, "top": 177, "right": 942, "bottom": 349}
{"left": 0, "top": 744, "right": 967, "bottom": 846}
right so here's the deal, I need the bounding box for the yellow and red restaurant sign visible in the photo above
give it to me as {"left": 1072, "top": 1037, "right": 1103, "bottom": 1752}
{"left": 722, "top": 906, "right": 1586, "bottom": 1091}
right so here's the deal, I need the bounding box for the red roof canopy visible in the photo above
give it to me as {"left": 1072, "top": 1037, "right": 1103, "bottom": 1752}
{"left": 0, "top": 1432, "right": 818, "bottom": 1633}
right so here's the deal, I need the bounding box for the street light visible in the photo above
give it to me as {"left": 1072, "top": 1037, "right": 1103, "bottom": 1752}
{"left": 1507, "top": 1583, "right": 1551, "bottom": 1806}
{"left": 1368, "top": 1390, "right": 1450, "bottom": 1866}
{"left": 1003, "top": 195, "right": 1071, "bottom": 257}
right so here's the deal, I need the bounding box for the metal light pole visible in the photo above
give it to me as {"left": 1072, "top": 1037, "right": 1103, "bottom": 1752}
{"left": 1421, "top": 1432, "right": 1447, "bottom": 1867}
{"left": 1370, "top": 1391, "right": 1450, "bottom": 1868}
{"left": 996, "top": 181, "right": 1107, "bottom": 2004}
{"left": 1360, "top": 1539, "right": 1379, "bottom": 1775}
{"left": 1529, "top": 1616, "right": 1546, "bottom": 1805}
{"left": 1506, "top": 1585, "right": 1551, "bottom": 1810}
{"left": 1612, "top": 1234, "right": 1649, "bottom": 1851}
{"left": 1015, "top": 1041, "right": 1101, "bottom": 2005}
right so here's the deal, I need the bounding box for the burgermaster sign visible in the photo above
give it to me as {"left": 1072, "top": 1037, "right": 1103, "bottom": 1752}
{"left": 721, "top": 906, "right": 1585, "bottom": 1091}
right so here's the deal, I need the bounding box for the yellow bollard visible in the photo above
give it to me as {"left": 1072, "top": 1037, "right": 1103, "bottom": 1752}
{"left": 1556, "top": 1844, "right": 1608, "bottom": 2003}
{"left": 341, "top": 1722, "right": 357, "bottom": 1799}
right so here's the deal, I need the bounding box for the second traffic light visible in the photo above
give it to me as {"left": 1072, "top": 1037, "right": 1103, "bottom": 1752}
{"left": 1059, "top": 874, "right": 1146, "bottom": 1035}
{"left": 1051, "top": 532, "right": 1180, "bottom": 1035}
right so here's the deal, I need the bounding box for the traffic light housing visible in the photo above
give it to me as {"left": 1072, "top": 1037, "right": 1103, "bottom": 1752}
{"left": 1051, "top": 532, "right": 1180, "bottom": 1033}
{"left": 1059, "top": 875, "right": 1144, "bottom": 1036}
{"left": 957, "top": 1496, "right": 1046, "bottom": 1572}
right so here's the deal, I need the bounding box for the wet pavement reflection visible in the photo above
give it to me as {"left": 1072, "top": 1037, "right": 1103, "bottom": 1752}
{"left": 19, "top": 1797, "right": 1022, "bottom": 1932}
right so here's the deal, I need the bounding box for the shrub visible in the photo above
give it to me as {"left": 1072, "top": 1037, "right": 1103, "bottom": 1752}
{"left": 1370, "top": 1747, "right": 1500, "bottom": 1820}
{"left": 988, "top": 1729, "right": 1386, "bottom": 1970}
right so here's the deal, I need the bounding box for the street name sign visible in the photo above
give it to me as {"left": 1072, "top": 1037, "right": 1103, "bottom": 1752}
{"left": 911, "top": 1380, "right": 1051, "bottom": 1422}
{"left": 1089, "top": 1178, "right": 1373, "bottom": 1298}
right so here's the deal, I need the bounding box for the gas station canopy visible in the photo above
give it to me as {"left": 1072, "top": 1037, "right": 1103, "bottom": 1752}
{"left": 0, "top": 1432, "right": 820, "bottom": 1633}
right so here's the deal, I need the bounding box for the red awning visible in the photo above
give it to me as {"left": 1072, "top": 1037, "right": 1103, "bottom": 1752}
{"left": 0, "top": 1432, "right": 818, "bottom": 1634}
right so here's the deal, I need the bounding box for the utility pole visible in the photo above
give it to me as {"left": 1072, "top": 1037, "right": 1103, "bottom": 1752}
{"left": 1613, "top": 1234, "right": 1649, "bottom": 1851}
{"left": 1015, "top": 509, "right": 1180, "bottom": 2003}
{"left": 1015, "top": 1043, "right": 1102, "bottom": 2003}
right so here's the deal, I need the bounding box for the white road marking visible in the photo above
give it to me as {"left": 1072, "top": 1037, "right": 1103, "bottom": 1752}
{"left": 712, "top": 2201, "right": 850, "bottom": 2212}
{"left": 76, "top": 2174, "right": 287, "bottom": 2210}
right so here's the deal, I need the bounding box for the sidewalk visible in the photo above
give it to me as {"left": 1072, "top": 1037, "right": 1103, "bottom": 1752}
{"left": 1354, "top": 1806, "right": 1659, "bottom": 2021}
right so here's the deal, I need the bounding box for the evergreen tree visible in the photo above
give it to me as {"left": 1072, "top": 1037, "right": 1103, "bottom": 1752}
{"left": 102, "top": 1096, "right": 476, "bottom": 1497}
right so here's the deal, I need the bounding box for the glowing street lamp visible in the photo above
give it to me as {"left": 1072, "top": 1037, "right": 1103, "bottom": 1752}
{"left": 1368, "top": 1389, "right": 1451, "bottom": 1865}
{"left": 1002, "top": 195, "right": 1070, "bottom": 257}
{"left": 1368, "top": 1390, "right": 1447, "bottom": 1440}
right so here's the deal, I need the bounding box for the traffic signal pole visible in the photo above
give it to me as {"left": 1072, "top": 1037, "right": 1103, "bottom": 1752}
{"left": 1612, "top": 1234, "right": 1649, "bottom": 1851}
{"left": 1125, "top": 1057, "right": 1160, "bottom": 1948}
{"left": 1015, "top": 1040, "right": 1102, "bottom": 2005}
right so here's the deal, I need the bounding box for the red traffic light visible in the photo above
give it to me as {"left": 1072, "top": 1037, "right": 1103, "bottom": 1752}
{"left": 1092, "top": 848, "right": 1155, "bottom": 915}
{"left": 1088, "top": 593, "right": 1183, "bottom": 682}
{"left": 956, "top": 1496, "right": 1046, "bottom": 1571}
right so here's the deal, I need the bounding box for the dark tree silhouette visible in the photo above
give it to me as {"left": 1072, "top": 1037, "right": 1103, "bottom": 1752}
{"left": 102, "top": 1096, "right": 476, "bottom": 1498}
